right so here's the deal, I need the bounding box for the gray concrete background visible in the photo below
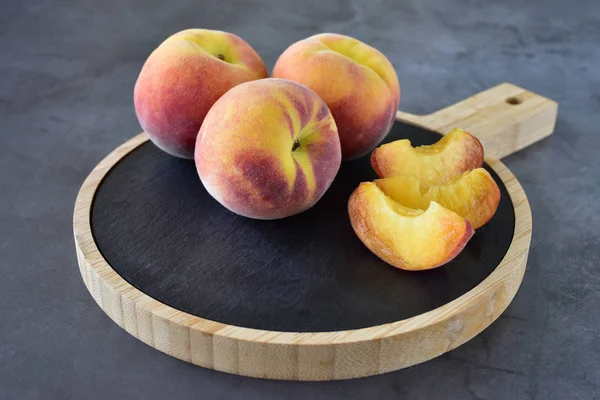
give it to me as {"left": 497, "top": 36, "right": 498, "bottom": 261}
{"left": 1, "top": 0, "right": 599, "bottom": 399}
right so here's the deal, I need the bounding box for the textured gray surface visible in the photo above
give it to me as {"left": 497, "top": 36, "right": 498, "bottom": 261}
{"left": 1, "top": 0, "right": 599, "bottom": 399}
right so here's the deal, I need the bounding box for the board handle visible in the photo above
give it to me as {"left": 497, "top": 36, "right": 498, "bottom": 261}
{"left": 396, "top": 82, "right": 558, "bottom": 159}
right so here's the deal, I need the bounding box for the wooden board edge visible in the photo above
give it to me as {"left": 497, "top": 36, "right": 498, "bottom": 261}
{"left": 73, "top": 133, "right": 531, "bottom": 381}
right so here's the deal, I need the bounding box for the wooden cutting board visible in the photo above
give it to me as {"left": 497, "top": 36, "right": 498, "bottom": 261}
{"left": 73, "top": 82, "right": 557, "bottom": 381}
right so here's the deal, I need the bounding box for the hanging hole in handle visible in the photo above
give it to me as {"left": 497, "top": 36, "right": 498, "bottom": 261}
{"left": 506, "top": 96, "right": 522, "bottom": 105}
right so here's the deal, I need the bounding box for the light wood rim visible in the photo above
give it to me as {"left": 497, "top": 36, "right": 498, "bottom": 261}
{"left": 73, "top": 129, "right": 532, "bottom": 381}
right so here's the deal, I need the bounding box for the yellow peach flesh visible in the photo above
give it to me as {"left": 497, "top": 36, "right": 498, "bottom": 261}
{"left": 374, "top": 168, "right": 501, "bottom": 229}
{"left": 371, "top": 128, "right": 484, "bottom": 185}
{"left": 348, "top": 182, "right": 473, "bottom": 271}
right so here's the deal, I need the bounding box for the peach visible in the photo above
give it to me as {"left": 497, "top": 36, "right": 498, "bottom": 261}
{"left": 371, "top": 128, "right": 484, "bottom": 185}
{"left": 374, "top": 168, "right": 501, "bottom": 229}
{"left": 134, "top": 29, "right": 268, "bottom": 159}
{"left": 272, "top": 33, "right": 400, "bottom": 160}
{"left": 348, "top": 182, "right": 473, "bottom": 271}
{"left": 195, "top": 78, "right": 341, "bottom": 220}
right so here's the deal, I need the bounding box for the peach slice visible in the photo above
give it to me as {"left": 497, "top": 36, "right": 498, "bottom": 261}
{"left": 370, "top": 128, "right": 484, "bottom": 185}
{"left": 348, "top": 182, "right": 474, "bottom": 271}
{"left": 374, "top": 168, "right": 501, "bottom": 229}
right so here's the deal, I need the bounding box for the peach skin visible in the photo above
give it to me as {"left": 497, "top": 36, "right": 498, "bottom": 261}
{"left": 371, "top": 128, "right": 484, "bottom": 185}
{"left": 134, "top": 29, "right": 268, "bottom": 159}
{"left": 348, "top": 182, "right": 473, "bottom": 271}
{"left": 374, "top": 168, "right": 501, "bottom": 229}
{"left": 272, "top": 33, "right": 400, "bottom": 160}
{"left": 195, "top": 78, "right": 341, "bottom": 220}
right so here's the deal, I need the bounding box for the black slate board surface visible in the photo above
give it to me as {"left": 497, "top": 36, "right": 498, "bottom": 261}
{"left": 91, "top": 121, "right": 515, "bottom": 332}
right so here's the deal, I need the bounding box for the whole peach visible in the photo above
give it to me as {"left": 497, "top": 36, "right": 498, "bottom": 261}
{"left": 272, "top": 33, "right": 400, "bottom": 160}
{"left": 134, "top": 29, "right": 268, "bottom": 159}
{"left": 195, "top": 78, "right": 341, "bottom": 219}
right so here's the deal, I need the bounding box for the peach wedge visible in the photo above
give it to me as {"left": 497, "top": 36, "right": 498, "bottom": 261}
{"left": 371, "top": 128, "right": 484, "bottom": 185}
{"left": 374, "top": 168, "right": 501, "bottom": 229}
{"left": 348, "top": 182, "right": 474, "bottom": 271}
